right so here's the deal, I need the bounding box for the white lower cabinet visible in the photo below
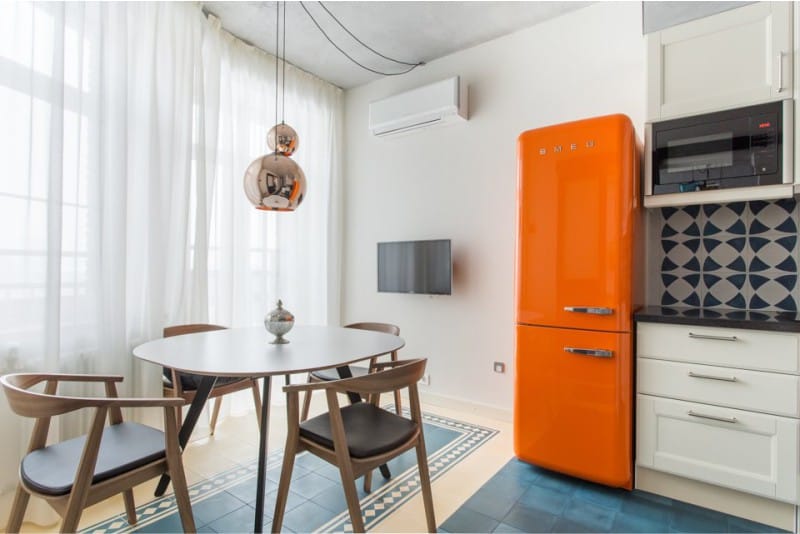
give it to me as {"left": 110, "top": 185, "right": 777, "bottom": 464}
{"left": 637, "top": 394, "right": 799, "bottom": 503}
{"left": 636, "top": 322, "right": 800, "bottom": 505}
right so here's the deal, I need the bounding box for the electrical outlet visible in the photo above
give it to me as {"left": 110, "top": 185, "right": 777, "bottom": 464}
{"left": 419, "top": 374, "right": 431, "bottom": 386}
{"left": 493, "top": 361, "right": 506, "bottom": 373}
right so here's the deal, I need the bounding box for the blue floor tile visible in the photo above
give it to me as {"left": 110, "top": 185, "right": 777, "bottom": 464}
{"left": 463, "top": 486, "right": 519, "bottom": 521}
{"left": 619, "top": 492, "right": 671, "bottom": 524}
{"left": 516, "top": 483, "right": 570, "bottom": 515}
{"left": 193, "top": 491, "right": 250, "bottom": 527}
{"left": 281, "top": 500, "right": 341, "bottom": 532}
{"left": 551, "top": 516, "right": 604, "bottom": 533}
{"left": 501, "top": 502, "right": 558, "bottom": 533}
{"left": 561, "top": 497, "right": 617, "bottom": 531}
{"left": 440, "top": 507, "right": 500, "bottom": 533}
{"left": 206, "top": 504, "right": 260, "bottom": 533}
{"left": 493, "top": 522, "right": 527, "bottom": 533}
{"left": 286, "top": 470, "right": 339, "bottom": 499}
{"left": 669, "top": 503, "right": 729, "bottom": 533}
{"left": 728, "top": 515, "right": 787, "bottom": 533}
{"left": 311, "top": 480, "right": 369, "bottom": 513}
{"left": 612, "top": 511, "right": 670, "bottom": 533}
{"left": 574, "top": 482, "right": 627, "bottom": 511}
{"left": 225, "top": 476, "right": 278, "bottom": 504}
{"left": 532, "top": 469, "right": 583, "bottom": 495}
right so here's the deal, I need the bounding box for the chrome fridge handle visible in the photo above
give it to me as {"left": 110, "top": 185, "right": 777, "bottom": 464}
{"left": 777, "top": 51, "right": 784, "bottom": 93}
{"left": 563, "top": 306, "right": 614, "bottom": 315}
{"left": 564, "top": 347, "right": 613, "bottom": 358}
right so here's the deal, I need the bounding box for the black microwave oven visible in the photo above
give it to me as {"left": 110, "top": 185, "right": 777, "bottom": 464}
{"left": 644, "top": 100, "right": 793, "bottom": 206}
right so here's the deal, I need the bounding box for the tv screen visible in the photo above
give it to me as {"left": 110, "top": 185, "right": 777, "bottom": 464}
{"left": 377, "top": 239, "right": 452, "bottom": 295}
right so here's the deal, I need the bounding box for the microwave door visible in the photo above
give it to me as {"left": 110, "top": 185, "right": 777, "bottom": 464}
{"left": 655, "top": 117, "right": 753, "bottom": 188}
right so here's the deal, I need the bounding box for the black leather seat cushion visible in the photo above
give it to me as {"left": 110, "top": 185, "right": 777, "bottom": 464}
{"left": 310, "top": 365, "right": 369, "bottom": 382}
{"left": 299, "top": 403, "right": 417, "bottom": 458}
{"left": 162, "top": 369, "right": 246, "bottom": 391}
{"left": 21, "top": 422, "right": 166, "bottom": 496}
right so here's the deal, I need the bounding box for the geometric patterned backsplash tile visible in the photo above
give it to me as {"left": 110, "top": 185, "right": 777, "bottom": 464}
{"left": 658, "top": 198, "right": 798, "bottom": 311}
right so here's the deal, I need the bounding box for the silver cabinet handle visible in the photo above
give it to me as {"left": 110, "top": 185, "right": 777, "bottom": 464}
{"left": 564, "top": 347, "right": 613, "bottom": 358}
{"left": 687, "top": 410, "right": 738, "bottom": 424}
{"left": 563, "top": 306, "right": 614, "bottom": 315}
{"left": 688, "top": 371, "right": 738, "bottom": 382}
{"left": 688, "top": 332, "right": 738, "bottom": 342}
{"left": 777, "top": 51, "right": 784, "bottom": 93}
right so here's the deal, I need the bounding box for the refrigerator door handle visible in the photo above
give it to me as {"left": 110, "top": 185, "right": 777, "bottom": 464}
{"left": 564, "top": 347, "right": 614, "bottom": 358}
{"left": 563, "top": 306, "right": 614, "bottom": 315}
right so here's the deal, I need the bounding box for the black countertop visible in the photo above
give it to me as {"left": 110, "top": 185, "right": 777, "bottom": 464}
{"left": 634, "top": 306, "right": 800, "bottom": 333}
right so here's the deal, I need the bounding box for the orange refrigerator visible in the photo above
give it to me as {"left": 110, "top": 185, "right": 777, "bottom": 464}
{"left": 514, "top": 114, "right": 640, "bottom": 489}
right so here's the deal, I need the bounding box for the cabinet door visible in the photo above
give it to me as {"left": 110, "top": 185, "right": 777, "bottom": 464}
{"left": 637, "top": 394, "right": 799, "bottom": 503}
{"left": 647, "top": 2, "right": 793, "bottom": 120}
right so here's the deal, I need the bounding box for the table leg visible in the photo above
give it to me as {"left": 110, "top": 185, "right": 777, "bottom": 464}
{"left": 155, "top": 375, "right": 217, "bottom": 497}
{"left": 253, "top": 376, "right": 272, "bottom": 533}
{"left": 336, "top": 366, "right": 391, "bottom": 480}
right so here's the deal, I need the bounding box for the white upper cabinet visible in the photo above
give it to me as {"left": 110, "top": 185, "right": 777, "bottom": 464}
{"left": 647, "top": 2, "right": 793, "bottom": 121}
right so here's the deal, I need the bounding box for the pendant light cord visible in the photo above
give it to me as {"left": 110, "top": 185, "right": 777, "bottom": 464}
{"left": 282, "top": 0, "right": 287, "bottom": 124}
{"left": 317, "top": 1, "right": 421, "bottom": 67}
{"left": 299, "top": 1, "right": 424, "bottom": 76}
{"left": 273, "top": 0, "right": 280, "bottom": 155}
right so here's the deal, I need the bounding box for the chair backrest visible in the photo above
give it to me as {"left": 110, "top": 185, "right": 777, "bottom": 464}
{"left": 163, "top": 323, "right": 227, "bottom": 338}
{"left": 1, "top": 374, "right": 108, "bottom": 418}
{"left": 326, "top": 359, "right": 426, "bottom": 396}
{"left": 345, "top": 322, "right": 400, "bottom": 336}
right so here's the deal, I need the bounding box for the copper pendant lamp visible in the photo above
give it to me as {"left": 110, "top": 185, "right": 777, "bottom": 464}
{"left": 243, "top": 1, "right": 305, "bottom": 212}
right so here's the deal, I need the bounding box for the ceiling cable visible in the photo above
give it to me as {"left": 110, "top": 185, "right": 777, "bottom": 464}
{"left": 298, "top": 1, "right": 424, "bottom": 76}
{"left": 281, "top": 0, "right": 287, "bottom": 124}
{"left": 316, "top": 1, "right": 423, "bottom": 67}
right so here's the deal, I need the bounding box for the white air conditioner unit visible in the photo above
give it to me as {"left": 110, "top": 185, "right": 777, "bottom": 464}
{"left": 368, "top": 76, "right": 468, "bottom": 137}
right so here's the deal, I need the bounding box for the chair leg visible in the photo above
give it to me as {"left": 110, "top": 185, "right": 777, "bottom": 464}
{"left": 415, "top": 438, "right": 437, "bottom": 533}
{"left": 271, "top": 433, "right": 298, "bottom": 532}
{"left": 209, "top": 398, "right": 222, "bottom": 436}
{"left": 251, "top": 379, "right": 262, "bottom": 431}
{"left": 122, "top": 489, "right": 137, "bottom": 525}
{"left": 5, "top": 484, "right": 30, "bottom": 533}
{"left": 165, "top": 415, "right": 197, "bottom": 533}
{"left": 176, "top": 405, "right": 183, "bottom": 426}
{"left": 363, "top": 471, "right": 372, "bottom": 493}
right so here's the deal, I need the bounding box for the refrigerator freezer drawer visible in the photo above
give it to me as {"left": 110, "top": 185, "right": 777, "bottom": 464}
{"left": 514, "top": 325, "right": 633, "bottom": 489}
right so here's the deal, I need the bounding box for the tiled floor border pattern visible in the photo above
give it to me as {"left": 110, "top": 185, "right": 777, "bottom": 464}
{"left": 82, "top": 408, "right": 498, "bottom": 533}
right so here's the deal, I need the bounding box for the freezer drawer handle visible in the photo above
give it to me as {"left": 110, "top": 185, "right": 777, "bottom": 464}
{"left": 688, "top": 371, "right": 738, "bottom": 382}
{"left": 688, "top": 332, "right": 739, "bottom": 342}
{"left": 563, "top": 347, "right": 613, "bottom": 358}
{"left": 563, "top": 306, "right": 614, "bottom": 315}
{"left": 687, "top": 410, "right": 738, "bottom": 424}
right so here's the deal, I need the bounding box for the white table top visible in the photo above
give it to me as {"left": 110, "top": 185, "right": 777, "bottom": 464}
{"left": 133, "top": 325, "right": 405, "bottom": 377}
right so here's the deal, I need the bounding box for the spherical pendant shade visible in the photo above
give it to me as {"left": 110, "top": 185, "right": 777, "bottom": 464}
{"left": 267, "top": 123, "right": 299, "bottom": 156}
{"left": 243, "top": 152, "right": 306, "bottom": 211}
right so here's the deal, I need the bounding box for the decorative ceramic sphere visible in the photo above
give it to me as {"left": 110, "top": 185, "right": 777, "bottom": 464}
{"left": 267, "top": 123, "right": 299, "bottom": 156}
{"left": 243, "top": 152, "right": 306, "bottom": 211}
{"left": 264, "top": 299, "right": 294, "bottom": 344}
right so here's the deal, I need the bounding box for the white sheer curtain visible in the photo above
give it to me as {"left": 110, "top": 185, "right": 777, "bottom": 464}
{"left": 0, "top": 1, "right": 342, "bottom": 525}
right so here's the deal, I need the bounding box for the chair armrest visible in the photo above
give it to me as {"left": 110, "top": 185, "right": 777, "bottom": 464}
{"left": 284, "top": 381, "right": 331, "bottom": 394}
{"left": 370, "top": 360, "right": 414, "bottom": 371}
{"left": 97, "top": 397, "right": 186, "bottom": 408}
{"left": 41, "top": 373, "right": 125, "bottom": 383}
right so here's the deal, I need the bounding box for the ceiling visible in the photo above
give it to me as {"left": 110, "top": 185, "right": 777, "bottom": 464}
{"left": 202, "top": 2, "right": 591, "bottom": 89}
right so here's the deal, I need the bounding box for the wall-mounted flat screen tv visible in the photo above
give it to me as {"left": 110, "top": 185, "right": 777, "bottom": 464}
{"left": 377, "top": 239, "right": 452, "bottom": 295}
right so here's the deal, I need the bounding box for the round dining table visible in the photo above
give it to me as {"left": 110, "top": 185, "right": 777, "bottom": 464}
{"left": 133, "top": 324, "right": 405, "bottom": 533}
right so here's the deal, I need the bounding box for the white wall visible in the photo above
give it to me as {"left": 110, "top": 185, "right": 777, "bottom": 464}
{"left": 341, "top": 2, "right": 645, "bottom": 412}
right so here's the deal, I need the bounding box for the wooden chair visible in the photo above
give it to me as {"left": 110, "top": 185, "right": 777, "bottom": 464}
{"left": 300, "top": 322, "right": 401, "bottom": 422}
{"left": 162, "top": 324, "right": 261, "bottom": 435}
{"left": 1, "top": 373, "right": 195, "bottom": 533}
{"left": 273, "top": 358, "right": 436, "bottom": 533}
